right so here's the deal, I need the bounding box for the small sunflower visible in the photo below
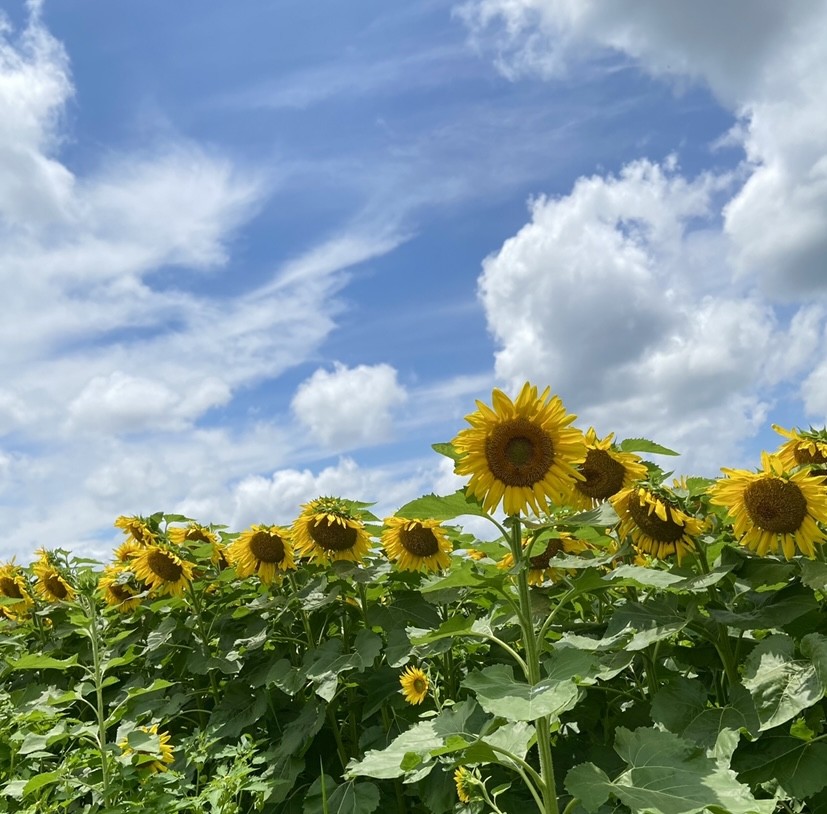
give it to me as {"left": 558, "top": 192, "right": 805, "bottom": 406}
{"left": 570, "top": 429, "right": 648, "bottom": 510}
{"left": 168, "top": 522, "right": 227, "bottom": 567}
{"left": 498, "top": 532, "right": 590, "bottom": 585}
{"left": 293, "top": 497, "right": 373, "bottom": 564}
{"left": 382, "top": 517, "right": 452, "bottom": 573}
{"left": 119, "top": 724, "right": 175, "bottom": 774}
{"left": 33, "top": 551, "right": 76, "bottom": 603}
{"left": 0, "top": 562, "right": 34, "bottom": 619}
{"left": 227, "top": 525, "right": 296, "bottom": 584}
{"left": 466, "top": 548, "right": 487, "bottom": 561}
{"left": 131, "top": 545, "right": 193, "bottom": 597}
{"left": 114, "top": 538, "right": 144, "bottom": 564}
{"left": 114, "top": 515, "right": 156, "bottom": 545}
{"left": 709, "top": 451, "right": 827, "bottom": 559}
{"left": 98, "top": 565, "right": 142, "bottom": 613}
{"left": 454, "top": 766, "right": 476, "bottom": 804}
{"left": 451, "top": 383, "right": 586, "bottom": 517}
{"left": 399, "top": 665, "right": 429, "bottom": 705}
{"left": 612, "top": 486, "right": 703, "bottom": 562}
{"left": 773, "top": 425, "right": 827, "bottom": 471}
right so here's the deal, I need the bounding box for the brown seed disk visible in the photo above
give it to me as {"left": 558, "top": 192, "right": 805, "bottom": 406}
{"left": 743, "top": 477, "right": 807, "bottom": 533}
{"left": 249, "top": 530, "right": 285, "bottom": 563}
{"left": 185, "top": 529, "right": 211, "bottom": 544}
{"left": 485, "top": 418, "right": 555, "bottom": 487}
{"left": 308, "top": 518, "right": 357, "bottom": 551}
{"left": 529, "top": 538, "right": 563, "bottom": 570}
{"left": 0, "top": 577, "right": 22, "bottom": 598}
{"left": 628, "top": 497, "right": 685, "bottom": 543}
{"left": 147, "top": 550, "right": 184, "bottom": 582}
{"left": 399, "top": 526, "right": 440, "bottom": 557}
{"left": 109, "top": 583, "right": 133, "bottom": 601}
{"left": 44, "top": 574, "right": 69, "bottom": 600}
{"left": 576, "top": 449, "right": 626, "bottom": 499}
{"left": 794, "top": 446, "right": 827, "bottom": 465}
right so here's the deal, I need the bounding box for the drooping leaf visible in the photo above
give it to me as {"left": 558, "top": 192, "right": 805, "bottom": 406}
{"left": 303, "top": 775, "right": 381, "bottom": 814}
{"left": 733, "top": 734, "right": 827, "bottom": 799}
{"left": 800, "top": 560, "right": 827, "bottom": 592}
{"left": 617, "top": 438, "right": 679, "bottom": 456}
{"left": 7, "top": 654, "right": 79, "bottom": 671}
{"left": 395, "top": 489, "right": 489, "bottom": 522}
{"left": 565, "top": 762, "right": 612, "bottom": 813}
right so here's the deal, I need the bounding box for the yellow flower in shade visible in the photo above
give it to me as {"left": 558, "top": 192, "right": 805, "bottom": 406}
{"left": 382, "top": 517, "right": 452, "bottom": 573}
{"left": 466, "top": 548, "right": 486, "bottom": 561}
{"left": 119, "top": 724, "right": 175, "bottom": 773}
{"left": 498, "top": 533, "right": 590, "bottom": 585}
{"left": 451, "top": 383, "right": 586, "bottom": 517}
{"left": 612, "top": 487, "right": 703, "bottom": 563}
{"left": 709, "top": 452, "right": 827, "bottom": 559}
{"left": 114, "top": 515, "right": 156, "bottom": 545}
{"left": 570, "top": 429, "right": 648, "bottom": 511}
{"left": 131, "top": 545, "right": 193, "bottom": 597}
{"left": 114, "top": 538, "right": 144, "bottom": 563}
{"left": 0, "top": 562, "right": 34, "bottom": 619}
{"left": 454, "top": 766, "right": 476, "bottom": 804}
{"left": 399, "top": 665, "right": 429, "bottom": 705}
{"left": 168, "top": 523, "right": 228, "bottom": 567}
{"left": 773, "top": 425, "right": 827, "bottom": 470}
{"left": 33, "top": 552, "right": 76, "bottom": 603}
{"left": 293, "top": 497, "right": 372, "bottom": 564}
{"left": 227, "top": 525, "right": 296, "bottom": 584}
{"left": 99, "top": 565, "right": 142, "bottom": 613}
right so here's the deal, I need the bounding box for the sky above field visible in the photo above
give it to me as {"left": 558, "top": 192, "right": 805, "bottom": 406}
{"left": 2, "top": 0, "right": 827, "bottom": 561}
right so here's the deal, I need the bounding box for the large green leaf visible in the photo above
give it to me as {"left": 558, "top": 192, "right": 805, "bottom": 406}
{"left": 733, "top": 734, "right": 827, "bottom": 799}
{"left": 304, "top": 631, "right": 382, "bottom": 701}
{"left": 742, "top": 634, "right": 821, "bottom": 730}
{"left": 566, "top": 727, "right": 773, "bottom": 814}
{"left": 462, "top": 664, "right": 580, "bottom": 722}
{"left": 7, "top": 654, "right": 79, "bottom": 671}
{"left": 395, "top": 489, "right": 489, "bottom": 521}
{"left": 605, "top": 597, "right": 695, "bottom": 650}
{"left": 303, "top": 776, "right": 381, "bottom": 814}
{"left": 617, "top": 438, "right": 679, "bottom": 456}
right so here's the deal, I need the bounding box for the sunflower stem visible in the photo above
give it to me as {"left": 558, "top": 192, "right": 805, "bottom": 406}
{"left": 83, "top": 594, "right": 112, "bottom": 810}
{"left": 186, "top": 580, "right": 220, "bottom": 703}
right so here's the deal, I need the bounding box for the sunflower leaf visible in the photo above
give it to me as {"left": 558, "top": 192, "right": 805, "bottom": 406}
{"left": 432, "top": 442, "right": 463, "bottom": 462}
{"left": 395, "top": 489, "right": 489, "bottom": 522}
{"left": 7, "top": 654, "right": 79, "bottom": 671}
{"left": 618, "top": 438, "right": 679, "bottom": 456}
{"left": 732, "top": 734, "right": 827, "bottom": 799}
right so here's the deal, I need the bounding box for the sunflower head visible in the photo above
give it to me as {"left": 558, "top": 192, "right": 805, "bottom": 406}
{"left": 451, "top": 383, "right": 586, "bottom": 517}
{"left": 227, "top": 525, "right": 296, "bottom": 584}
{"left": 773, "top": 424, "right": 827, "bottom": 473}
{"left": 292, "top": 497, "right": 373, "bottom": 564}
{"left": 99, "top": 565, "right": 142, "bottom": 613}
{"left": 32, "top": 550, "right": 76, "bottom": 603}
{"left": 709, "top": 451, "right": 827, "bottom": 559}
{"left": 498, "top": 532, "right": 590, "bottom": 585}
{"left": 119, "top": 724, "right": 175, "bottom": 774}
{"left": 612, "top": 485, "right": 702, "bottom": 562}
{"left": 382, "top": 517, "right": 453, "bottom": 573}
{"left": 454, "top": 766, "right": 479, "bottom": 804}
{"left": 570, "top": 429, "right": 648, "bottom": 510}
{"left": 399, "top": 665, "right": 429, "bottom": 705}
{"left": 0, "top": 562, "right": 34, "bottom": 619}
{"left": 168, "top": 523, "right": 227, "bottom": 567}
{"left": 130, "top": 544, "right": 194, "bottom": 597}
{"left": 114, "top": 515, "right": 157, "bottom": 546}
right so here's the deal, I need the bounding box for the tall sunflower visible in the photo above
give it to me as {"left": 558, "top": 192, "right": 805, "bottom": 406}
{"left": 382, "top": 517, "right": 452, "bottom": 573}
{"left": 131, "top": 545, "right": 193, "bottom": 597}
{"left": 293, "top": 497, "right": 372, "bottom": 564}
{"left": 498, "top": 532, "right": 590, "bottom": 585}
{"left": 114, "top": 515, "right": 156, "bottom": 545}
{"left": 0, "top": 562, "right": 34, "bottom": 619}
{"left": 570, "top": 429, "right": 648, "bottom": 510}
{"left": 98, "top": 565, "right": 142, "bottom": 612}
{"left": 709, "top": 451, "right": 827, "bottom": 559}
{"left": 33, "top": 551, "right": 76, "bottom": 603}
{"left": 772, "top": 425, "right": 827, "bottom": 470}
{"left": 451, "top": 383, "right": 586, "bottom": 517}
{"left": 399, "top": 665, "right": 429, "bottom": 705}
{"left": 119, "top": 724, "right": 175, "bottom": 774}
{"left": 168, "top": 522, "right": 227, "bottom": 567}
{"left": 227, "top": 525, "right": 296, "bottom": 584}
{"left": 612, "top": 486, "right": 703, "bottom": 562}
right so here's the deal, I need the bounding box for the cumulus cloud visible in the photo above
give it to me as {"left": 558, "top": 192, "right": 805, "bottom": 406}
{"left": 291, "top": 363, "right": 408, "bottom": 449}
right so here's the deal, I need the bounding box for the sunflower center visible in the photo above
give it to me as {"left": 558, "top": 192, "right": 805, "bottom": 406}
{"left": 485, "top": 418, "right": 555, "bottom": 487}
{"left": 109, "top": 583, "right": 133, "bottom": 601}
{"left": 399, "top": 526, "right": 440, "bottom": 557}
{"left": 45, "top": 574, "right": 69, "bottom": 600}
{"left": 576, "top": 449, "right": 626, "bottom": 500}
{"left": 743, "top": 477, "right": 807, "bottom": 533}
{"left": 0, "top": 577, "right": 22, "bottom": 598}
{"left": 185, "top": 529, "right": 210, "bottom": 543}
{"left": 147, "top": 550, "right": 183, "bottom": 582}
{"left": 794, "top": 446, "right": 827, "bottom": 465}
{"left": 529, "top": 538, "right": 563, "bottom": 570}
{"left": 249, "top": 530, "right": 285, "bottom": 563}
{"left": 309, "top": 518, "right": 357, "bottom": 552}
{"left": 413, "top": 677, "right": 427, "bottom": 694}
{"left": 628, "top": 497, "right": 685, "bottom": 543}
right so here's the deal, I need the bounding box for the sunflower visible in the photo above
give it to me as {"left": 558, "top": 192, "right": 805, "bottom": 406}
{"left": 612, "top": 486, "right": 703, "bottom": 562}
{"left": 114, "top": 515, "right": 156, "bottom": 545}
{"left": 498, "top": 532, "right": 590, "bottom": 585}
{"left": 98, "top": 565, "right": 142, "bottom": 612}
{"left": 131, "top": 545, "right": 193, "bottom": 597}
{"left": 227, "top": 525, "right": 296, "bottom": 584}
{"left": 454, "top": 766, "right": 476, "bottom": 804}
{"left": 0, "top": 562, "right": 34, "bottom": 619}
{"left": 119, "top": 724, "right": 175, "bottom": 773}
{"left": 293, "top": 497, "right": 373, "bottom": 564}
{"left": 570, "top": 429, "right": 648, "bottom": 510}
{"left": 382, "top": 517, "right": 452, "bottom": 573}
{"left": 33, "top": 551, "right": 76, "bottom": 603}
{"left": 709, "top": 451, "right": 827, "bottom": 559}
{"left": 466, "top": 548, "right": 487, "bottom": 561}
{"left": 773, "top": 425, "right": 827, "bottom": 471}
{"left": 168, "top": 522, "right": 227, "bottom": 567}
{"left": 114, "top": 538, "right": 144, "bottom": 564}
{"left": 451, "top": 383, "right": 586, "bottom": 517}
{"left": 399, "top": 665, "right": 429, "bottom": 705}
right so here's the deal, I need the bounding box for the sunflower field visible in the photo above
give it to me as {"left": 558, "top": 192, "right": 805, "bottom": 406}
{"left": 3, "top": 383, "right": 827, "bottom": 814}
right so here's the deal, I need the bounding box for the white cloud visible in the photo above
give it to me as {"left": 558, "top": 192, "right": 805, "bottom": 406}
{"left": 292, "top": 363, "right": 408, "bottom": 449}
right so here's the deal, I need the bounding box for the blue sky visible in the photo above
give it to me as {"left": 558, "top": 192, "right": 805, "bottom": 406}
{"left": 2, "top": 0, "right": 827, "bottom": 561}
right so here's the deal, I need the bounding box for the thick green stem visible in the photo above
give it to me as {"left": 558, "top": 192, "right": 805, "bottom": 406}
{"left": 187, "top": 581, "right": 219, "bottom": 702}
{"left": 85, "top": 596, "right": 112, "bottom": 810}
